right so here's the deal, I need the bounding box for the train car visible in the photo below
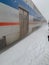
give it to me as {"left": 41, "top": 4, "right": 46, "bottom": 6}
{"left": 0, "top": 0, "right": 45, "bottom": 49}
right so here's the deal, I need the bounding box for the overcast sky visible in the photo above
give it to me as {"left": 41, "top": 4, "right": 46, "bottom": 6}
{"left": 32, "top": 0, "right": 49, "bottom": 22}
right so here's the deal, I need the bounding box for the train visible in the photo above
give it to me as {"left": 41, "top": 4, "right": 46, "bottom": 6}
{"left": 0, "top": 0, "right": 46, "bottom": 49}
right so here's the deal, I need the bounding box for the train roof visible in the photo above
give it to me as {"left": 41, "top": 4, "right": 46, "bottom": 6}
{"left": 0, "top": 0, "right": 45, "bottom": 20}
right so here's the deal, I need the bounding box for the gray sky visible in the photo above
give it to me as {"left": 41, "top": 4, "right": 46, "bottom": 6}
{"left": 32, "top": 0, "right": 49, "bottom": 21}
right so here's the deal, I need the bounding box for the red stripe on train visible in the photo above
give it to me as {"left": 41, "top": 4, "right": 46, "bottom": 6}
{"left": 0, "top": 22, "right": 20, "bottom": 26}
{"left": 0, "top": 22, "right": 35, "bottom": 26}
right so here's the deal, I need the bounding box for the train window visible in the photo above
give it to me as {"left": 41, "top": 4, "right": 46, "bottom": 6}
{"left": 19, "top": 8, "right": 23, "bottom": 15}
{"left": 24, "top": 11, "right": 28, "bottom": 16}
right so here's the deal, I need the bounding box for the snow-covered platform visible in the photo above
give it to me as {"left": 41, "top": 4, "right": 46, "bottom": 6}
{"left": 0, "top": 24, "right": 49, "bottom": 65}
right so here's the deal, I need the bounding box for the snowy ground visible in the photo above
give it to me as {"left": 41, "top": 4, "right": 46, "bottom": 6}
{"left": 0, "top": 24, "right": 49, "bottom": 65}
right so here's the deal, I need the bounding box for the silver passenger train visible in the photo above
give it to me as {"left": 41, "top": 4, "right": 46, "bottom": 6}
{"left": 0, "top": 0, "right": 46, "bottom": 49}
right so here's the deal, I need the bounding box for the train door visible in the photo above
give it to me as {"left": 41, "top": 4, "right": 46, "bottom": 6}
{"left": 19, "top": 8, "right": 29, "bottom": 38}
{"left": 19, "top": 8, "right": 24, "bottom": 38}
{"left": 23, "top": 11, "right": 29, "bottom": 36}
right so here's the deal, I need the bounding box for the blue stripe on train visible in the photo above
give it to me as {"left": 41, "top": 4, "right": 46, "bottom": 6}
{"left": 0, "top": 0, "right": 38, "bottom": 17}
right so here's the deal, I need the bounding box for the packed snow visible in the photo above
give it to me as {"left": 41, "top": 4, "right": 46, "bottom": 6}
{"left": 0, "top": 24, "right": 49, "bottom": 65}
